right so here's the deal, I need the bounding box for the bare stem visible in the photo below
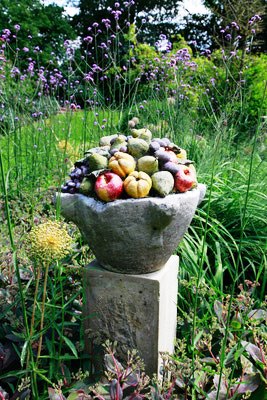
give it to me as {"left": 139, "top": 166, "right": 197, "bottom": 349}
{"left": 37, "top": 262, "right": 49, "bottom": 361}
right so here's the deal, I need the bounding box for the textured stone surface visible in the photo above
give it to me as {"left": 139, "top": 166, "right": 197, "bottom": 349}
{"left": 84, "top": 256, "right": 179, "bottom": 376}
{"left": 59, "top": 184, "right": 205, "bottom": 274}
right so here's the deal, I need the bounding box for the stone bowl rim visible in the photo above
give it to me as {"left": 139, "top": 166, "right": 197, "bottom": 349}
{"left": 59, "top": 183, "right": 206, "bottom": 209}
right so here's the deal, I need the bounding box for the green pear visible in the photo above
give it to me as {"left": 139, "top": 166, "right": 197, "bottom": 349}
{"left": 88, "top": 153, "right": 108, "bottom": 172}
{"left": 137, "top": 156, "right": 158, "bottom": 175}
{"left": 127, "top": 138, "right": 149, "bottom": 158}
{"left": 99, "top": 134, "right": 117, "bottom": 146}
{"left": 152, "top": 171, "right": 174, "bottom": 197}
{"left": 131, "top": 128, "right": 152, "bottom": 143}
{"left": 79, "top": 177, "right": 94, "bottom": 195}
{"left": 111, "top": 135, "right": 127, "bottom": 150}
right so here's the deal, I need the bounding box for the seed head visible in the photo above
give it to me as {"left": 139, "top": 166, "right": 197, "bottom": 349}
{"left": 28, "top": 221, "right": 72, "bottom": 262}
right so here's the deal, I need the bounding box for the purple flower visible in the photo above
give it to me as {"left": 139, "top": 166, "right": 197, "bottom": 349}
{"left": 11, "top": 67, "right": 20, "bottom": 77}
{"left": 249, "top": 15, "right": 262, "bottom": 25}
{"left": 92, "top": 64, "right": 102, "bottom": 72}
{"left": 84, "top": 36, "right": 93, "bottom": 43}
{"left": 92, "top": 22, "right": 99, "bottom": 28}
{"left": 2, "top": 29, "right": 11, "bottom": 40}
{"left": 114, "top": 2, "right": 120, "bottom": 7}
{"left": 23, "top": 47, "right": 29, "bottom": 52}
{"left": 210, "top": 78, "right": 215, "bottom": 86}
{"left": 111, "top": 10, "right": 122, "bottom": 20}
{"left": 231, "top": 21, "right": 239, "bottom": 30}
{"left": 84, "top": 72, "right": 94, "bottom": 82}
{"left": 14, "top": 24, "right": 20, "bottom": 31}
{"left": 27, "top": 62, "right": 35, "bottom": 75}
{"left": 102, "top": 18, "right": 111, "bottom": 28}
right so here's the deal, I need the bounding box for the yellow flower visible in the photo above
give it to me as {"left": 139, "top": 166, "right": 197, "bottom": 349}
{"left": 57, "top": 140, "right": 78, "bottom": 159}
{"left": 28, "top": 221, "right": 72, "bottom": 262}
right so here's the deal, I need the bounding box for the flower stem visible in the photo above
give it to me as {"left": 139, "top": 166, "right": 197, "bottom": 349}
{"left": 37, "top": 262, "right": 49, "bottom": 361}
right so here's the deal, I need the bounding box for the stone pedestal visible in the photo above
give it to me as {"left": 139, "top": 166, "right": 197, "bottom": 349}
{"left": 84, "top": 255, "right": 179, "bottom": 376}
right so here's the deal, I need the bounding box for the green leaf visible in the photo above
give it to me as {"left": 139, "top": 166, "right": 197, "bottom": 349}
{"left": 193, "top": 330, "right": 204, "bottom": 347}
{"left": 62, "top": 336, "right": 78, "bottom": 359}
{"left": 20, "top": 340, "right": 29, "bottom": 367}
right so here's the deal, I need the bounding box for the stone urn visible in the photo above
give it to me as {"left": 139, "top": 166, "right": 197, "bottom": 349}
{"left": 59, "top": 183, "right": 206, "bottom": 274}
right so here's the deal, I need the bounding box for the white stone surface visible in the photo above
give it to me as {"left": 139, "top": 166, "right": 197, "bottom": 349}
{"left": 84, "top": 255, "right": 179, "bottom": 376}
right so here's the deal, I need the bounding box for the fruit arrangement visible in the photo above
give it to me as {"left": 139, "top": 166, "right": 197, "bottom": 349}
{"left": 61, "top": 128, "right": 198, "bottom": 202}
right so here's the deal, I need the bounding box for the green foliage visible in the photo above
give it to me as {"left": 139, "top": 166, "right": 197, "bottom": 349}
{"left": 243, "top": 53, "right": 267, "bottom": 119}
{"left": 72, "top": 0, "right": 183, "bottom": 45}
{"left": 0, "top": 9, "right": 267, "bottom": 397}
{"left": 47, "top": 284, "right": 267, "bottom": 399}
{"left": 0, "top": 0, "right": 75, "bottom": 66}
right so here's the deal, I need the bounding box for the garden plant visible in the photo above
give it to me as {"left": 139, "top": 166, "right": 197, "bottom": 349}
{"left": 0, "top": 1, "right": 266, "bottom": 399}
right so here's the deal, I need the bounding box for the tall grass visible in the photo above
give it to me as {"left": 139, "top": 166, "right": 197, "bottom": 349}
{"left": 0, "top": 7, "right": 267, "bottom": 399}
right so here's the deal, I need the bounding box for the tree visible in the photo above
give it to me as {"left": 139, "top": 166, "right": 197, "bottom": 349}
{"left": 71, "top": 0, "right": 183, "bottom": 45}
{"left": 0, "top": 0, "right": 76, "bottom": 66}
{"left": 174, "top": 0, "right": 267, "bottom": 54}
{"left": 202, "top": 0, "right": 267, "bottom": 52}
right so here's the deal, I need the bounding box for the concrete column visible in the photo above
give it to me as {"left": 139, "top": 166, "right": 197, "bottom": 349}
{"left": 83, "top": 256, "right": 179, "bottom": 376}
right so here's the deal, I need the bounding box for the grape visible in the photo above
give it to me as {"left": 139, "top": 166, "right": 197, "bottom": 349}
{"left": 161, "top": 137, "right": 171, "bottom": 147}
{"left": 162, "top": 161, "right": 180, "bottom": 174}
{"left": 69, "top": 167, "right": 82, "bottom": 180}
{"left": 110, "top": 148, "right": 119, "bottom": 156}
{"left": 67, "top": 181, "right": 76, "bottom": 188}
{"left": 149, "top": 141, "right": 160, "bottom": 153}
{"left": 152, "top": 138, "right": 166, "bottom": 147}
{"left": 110, "top": 137, "right": 117, "bottom": 145}
{"left": 155, "top": 149, "right": 172, "bottom": 163}
{"left": 61, "top": 185, "right": 69, "bottom": 193}
{"left": 81, "top": 165, "right": 89, "bottom": 175}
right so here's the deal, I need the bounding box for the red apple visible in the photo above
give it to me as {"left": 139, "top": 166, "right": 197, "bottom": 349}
{"left": 95, "top": 172, "right": 124, "bottom": 202}
{"left": 174, "top": 165, "right": 195, "bottom": 193}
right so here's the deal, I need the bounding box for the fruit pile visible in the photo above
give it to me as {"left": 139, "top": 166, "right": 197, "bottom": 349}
{"left": 61, "top": 128, "right": 197, "bottom": 202}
